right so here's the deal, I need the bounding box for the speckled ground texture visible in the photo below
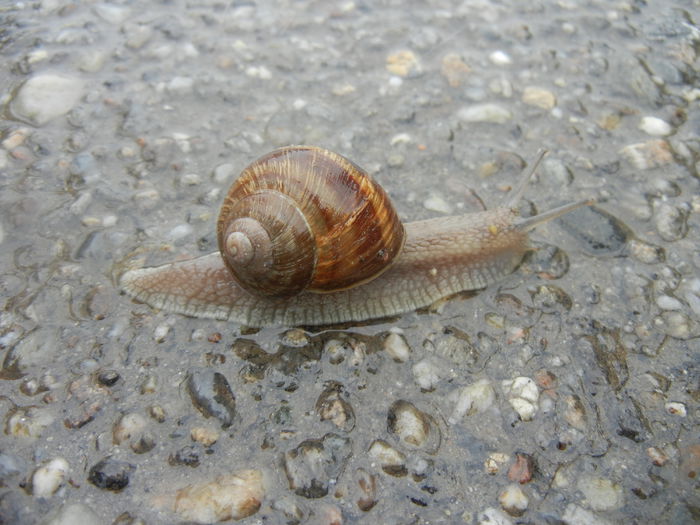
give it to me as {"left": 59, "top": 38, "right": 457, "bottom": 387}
{"left": 1, "top": 0, "right": 699, "bottom": 524}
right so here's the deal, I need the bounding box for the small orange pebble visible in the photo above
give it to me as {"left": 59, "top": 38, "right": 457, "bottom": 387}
{"left": 508, "top": 453, "right": 535, "bottom": 484}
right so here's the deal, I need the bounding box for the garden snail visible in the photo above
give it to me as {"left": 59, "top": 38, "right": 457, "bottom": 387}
{"left": 120, "top": 145, "right": 592, "bottom": 327}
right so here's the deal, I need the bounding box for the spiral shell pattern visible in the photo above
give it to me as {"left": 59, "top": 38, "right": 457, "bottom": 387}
{"left": 216, "top": 146, "right": 405, "bottom": 297}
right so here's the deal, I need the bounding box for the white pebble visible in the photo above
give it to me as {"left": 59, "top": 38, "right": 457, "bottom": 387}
{"left": 390, "top": 133, "right": 412, "bottom": 146}
{"left": 423, "top": 194, "right": 453, "bottom": 214}
{"left": 656, "top": 295, "right": 683, "bottom": 311}
{"left": 389, "top": 401, "right": 430, "bottom": 447}
{"left": 93, "top": 3, "right": 131, "bottom": 24}
{"left": 412, "top": 358, "right": 442, "bottom": 390}
{"left": 457, "top": 103, "right": 512, "bottom": 124}
{"left": 168, "top": 223, "right": 194, "bottom": 241}
{"left": 10, "top": 74, "right": 85, "bottom": 126}
{"left": 146, "top": 42, "right": 170, "bottom": 58}
{"left": 167, "top": 76, "right": 194, "bottom": 93}
{"left": 182, "top": 42, "right": 199, "bottom": 58}
{"left": 191, "top": 426, "right": 220, "bottom": 447}
{"left": 683, "top": 278, "right": 700, "bottom": 315}
{"left": 26, "top": 49, "right": 48, "bottom": 65}
{"left": 539, "top": 395, "right": 555, "bottom": 414}
{"left": 331, "top": 84, "right": 357, "bottom": 97}
{"left": 174, "top": 469, "right": 264, "bottom": 523}
{"left": 173, "top": 133, "right": 192, "bottom": 153}
{"left": 384, "top": 330, "right": 411, "bottom": 362}
{"left": 388, "top": 76, "right": 403, "bottom": 88}
{"left": 39, "top": 503, "right": 101, "bottom": 525}
{"left": 124, "top": 24, "right": 153, "bottom": 49}
{"left": 489, "top": 50, "right": 512, "bottom": 65}
{"left": 485, "top": 452, "right": 509, "bottom": 474}
{"left": 562, "top": 504, "right": 612, "bottom": 525}
{"left": 477, "top": 507, "right": 513, "bottom": 525}
{"left": 655, "top": 311, "right": 693, "bottom": 339}
{"left": 522, "top": 86, "right": 557, "bottom": 110}
{"left": 32, "top": 457, "right": 69, "bottom": 497}
{"left": 113, "top": 413, "right": 148, "bottom": 444}
{"left": 665, "top": 401, "right": 686, "bottom": 417}
{"left": 564, "top": 395, "right": 588, "bottom": 431}
{"left": 6, "top": 407, "right": 54, "bottom": 438}
{"left": 448, "top": 379, "right": 495, "bottom": 424}
{"left": 69, "top": 192, "right": 92, "bottom": 215}
{"left": 509, "top": 398, "right": 537, "bottom": 421}
{"left": 499, "top": 484, "right": 529, "bottom": 516}
{"left": 2, "top": 128, "right": 29, "bottom": 149}
{"left": 140, "top": 374, "right": 158, "bottom": 394}
{"left": 191, "top": 328, "right": 207, "bottom": 342}
{"left": 639, "top": 116, "right": 672, "bottom": 136}
{"left": 245, "top": 65, "right": 272, "bottom": 79}
{"left": 368, "top": 440, "right": 405, "bottom": 470}
{"left": 154, "top": 323, "right": 170, "bottom": 343}
{"left": 503, "top": 377, "right": 538, "bottom": 401}
{"left": 133, "top": 188, "right": 160, "bottom": 208}
{"left": 180, "top": 173, "right": 202, "bottom": 185}
{"left": 213, "top": 163, "right": 236, "bottom": 184}
{"left": 576, "top": 476, "right": 624, "bottom": 511}
{"left": 489, "top": 77, "right": 513, "bottom": 97}
{"left": 79, "top": 50, "right": 108, "bottom": 72}
{"left": 81, "top": 216, "right": 101, "bottom": 227}
{"left": 502, "top": 377, "right": 539, "bottom": 421}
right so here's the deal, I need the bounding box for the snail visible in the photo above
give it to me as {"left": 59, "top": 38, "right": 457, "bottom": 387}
{"left": 120, "top": 145, "right": 592, "bottom": 328}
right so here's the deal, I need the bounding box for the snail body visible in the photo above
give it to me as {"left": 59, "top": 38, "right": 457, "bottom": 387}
{"left": 120, "top": 146, "right": 591, "bottom": 327}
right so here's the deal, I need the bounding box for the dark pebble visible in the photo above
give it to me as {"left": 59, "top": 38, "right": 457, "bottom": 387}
{"left": 316, "top": 382, "right": 355, "bottom": 432}
{"left": 556, "top": 205, "right": 630, "bottom": 254}
{"left": 283, "top": 433, "right": 352, "bottom": 498}
{"left": 168, "top": 446, "right": 201, "bottom": 468}
{"left": 88, "top": 457, "right": 135, "bottom": 492}
{"left": 186, "top": 369, "right": 237, "bottom": 428}
{"left": 97, "top": 370, "right": 120, "bottom": 387}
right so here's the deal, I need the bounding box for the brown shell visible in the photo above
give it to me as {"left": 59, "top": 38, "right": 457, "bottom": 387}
{"left": 216, "top": 146, "right": 406, "bottom": 298}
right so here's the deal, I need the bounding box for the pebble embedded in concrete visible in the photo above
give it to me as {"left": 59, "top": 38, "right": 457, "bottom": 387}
{"left": 499, "top": 484, "right": 529, "bottom": 516}
{"left": 0, "top": 3, "right": 697, "bottom": 524}
{"left": 576, "top": 476, "right": 624, "bottom": 511}
{"left": 448, "top": 379, "right": 496, "bottom": 424}
{"left": 383, "top": 330, "right": 411, "bottom": 362}
{"left": 522, "top": 86, "right": 557, "bottom": 109}
{"left": 457, "top": 103, "right": 512, "bottom": 124}
{"left": 412, "top": 358, "right": 442, "bottom": 391}
{"left": 368, "top": 440, "right": 407, "bottom": 477}
{"left": 10, "top": 74, "right": 85, "bottom": 126}
{"left": 31, "top": 458, "right": 69, "bottom": 497}
{"left": 173, "top": 469, "right": 265, "bottom": 523}
{"left": 502, "top": 377, "right": 540, "bottom": 421}
{"left": 39, "top": 503, "right": 102, "bottom": 525}
{"left": 638, "top": 116, "right": 672, "bottom": 136}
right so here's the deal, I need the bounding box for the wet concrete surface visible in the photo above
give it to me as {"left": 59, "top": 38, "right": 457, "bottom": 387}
{"left": 1, "top": 0, "right": 699, "bottom": 523}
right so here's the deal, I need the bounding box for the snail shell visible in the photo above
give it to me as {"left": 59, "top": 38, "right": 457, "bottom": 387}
{"left": 120, "top": 147, "right": 593, "bottom": 327}
{"left": 217, "top": 146, "right": 405, "bottom": 297}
